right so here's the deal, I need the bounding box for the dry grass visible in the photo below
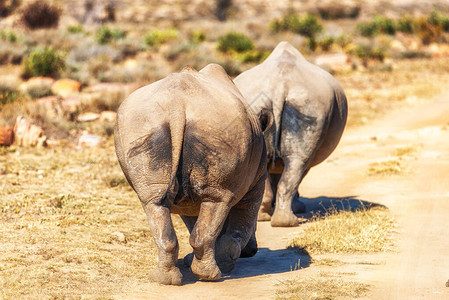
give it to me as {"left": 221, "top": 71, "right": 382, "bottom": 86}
{"left": 392, "top": 145, "right": 420, "bottom": 157}
{"left": 0, "top": 140, "right": 189, "bottom": 298}
{"left": 366, "top": 158, "right": 407, "bottom": 176}
{"left": 288, "top": 207, "right": 396, "bottom": 254}
{"left": 275, "top": 272, "right": 370, "bottom": 300}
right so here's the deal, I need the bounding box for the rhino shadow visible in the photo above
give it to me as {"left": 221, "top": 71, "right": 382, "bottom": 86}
{"left": 295, "top": 195, "right": 387, "bottom": 221}
{"left": 178, "top": 247, "right": 310, "bottom": 284}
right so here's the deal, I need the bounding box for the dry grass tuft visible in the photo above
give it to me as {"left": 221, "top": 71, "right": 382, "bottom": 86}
{"left": 393, "top": 145, "right": 419, "bottom": 157}
{"left": 289, "top": 207, "right": 396, "bottom": 254}
{"left": 275, "top": 273, "right": 370, "bottom": 300}
{"left": 366, "top": 158, "right": 406, "bottom": 176}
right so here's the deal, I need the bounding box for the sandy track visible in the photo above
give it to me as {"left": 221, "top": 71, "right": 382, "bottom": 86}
{"left": 124, "top": 94, "right": 449, "bottom": 299}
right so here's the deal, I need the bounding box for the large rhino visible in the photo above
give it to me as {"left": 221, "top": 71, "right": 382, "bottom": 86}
{"left": 234, "top": 41, "right": 348, "bottom": 227}
{"left": 114, "top": 64, "right": 268, "bottom": 285}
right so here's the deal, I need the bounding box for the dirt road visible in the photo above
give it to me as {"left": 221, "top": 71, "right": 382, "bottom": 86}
{"left": 124, "top": 94, "right": 449, "bottom": 299}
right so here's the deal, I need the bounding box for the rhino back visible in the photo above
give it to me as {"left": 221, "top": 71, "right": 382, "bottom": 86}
{"left": 115, "top": 68, "right": 265, "bottom": 211}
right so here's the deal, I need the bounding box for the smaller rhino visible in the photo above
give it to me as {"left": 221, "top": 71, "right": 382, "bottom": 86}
{"left": 234, "top": 41, "right": 348, "bottom": 227}
{"left": 114, "top": 64, "right": 268, "bottom": 285}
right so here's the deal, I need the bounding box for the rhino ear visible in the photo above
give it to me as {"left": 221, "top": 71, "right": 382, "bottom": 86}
{"left": 259, "top": 108, "right": 273, "bottom": 133}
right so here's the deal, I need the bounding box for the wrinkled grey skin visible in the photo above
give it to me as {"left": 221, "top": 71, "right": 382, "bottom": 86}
{"left": 234, "top": 41, "right": 348, "bottom": 227}
{"left": 114, "top": 64, "right": 267, "bottom": 285}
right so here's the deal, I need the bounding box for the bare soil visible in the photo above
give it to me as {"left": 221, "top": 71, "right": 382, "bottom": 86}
{"left": 120, "top": 92, "right": 449, "bottom": 299}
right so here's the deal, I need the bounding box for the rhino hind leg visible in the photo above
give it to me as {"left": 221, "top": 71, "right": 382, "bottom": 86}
{"left": 140, "top": 186, "right": 182, "bottom": 285}
{"left": 216, "top": 178, "right": 264, "bottom": 272}
{"left": 258, "top": 177, "right": 274, "bottom": 221}
{"left": 271, "top": 158, "right": 308, "bottom": 227}
{"left": 190, "top": 199, "right": 231, "bottom": 281}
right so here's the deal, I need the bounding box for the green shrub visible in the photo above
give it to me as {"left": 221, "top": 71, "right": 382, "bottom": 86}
{"left": 190, "top": 30, "right": 207, "bottom": 43}
{"left": 357, "top": 21, "right": 378, "bottom": 37}
{"left": 270, "top": 14, "right": 323, "bottom": 38}
{"left": 67, "top": 24, "right": 84, "bottom": 34}
{"left": 335, "top": 34, "right": 353, "bottom": 48}
{"left": 396, "top": 16, "right": 415, "bottom": 34}
{"left": 373, "top": 15, "right": 396, "bottom": 35}
{"left": 428, "top": 9, "right": 449, "bottom": 32}
{"left": 357, "top": 16, "right": 396, "bottom": 36}
{"left": 143, "top": 29, "right": 178, "bottom": 47}
{"left": 317, "top": 36, "right": 335, "bottom": 51}
{"left": 22, "top": 48, "right": 65, "bottom": 78}
{"left": 0, "top": 83, "right": 20, "bottom": 105}
{"left": 21, "top": 1, "right": 61, "bottom": 29}
{"left": 0, "top": 30, "right": 18, "bottom": 43}
{"left": 96, "top": 27, "right": 127, "bottom": 45}
{"left": 352, "top": 44, "right": 386, "bottom": 61}
{"left": 236, "top": 50, "right": 270, "bottom": 63}
{"left": 217, "top": 32, "right": 254, "bottom": 53}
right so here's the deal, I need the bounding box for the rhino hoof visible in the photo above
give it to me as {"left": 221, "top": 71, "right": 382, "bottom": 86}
{"left": 257, "top": 211, "right": 272, "bottom": 221}
{"left": 271, "top": 210, "right": 299, "bottom": 227}
{"left": 148, "top": 267, "right": 183, "bottom": 285}
{"left": 215, "top": 234, "right": 240, "bottom": 274}
{"left": 191, "top": 256, "right": 222, "bottom": 281}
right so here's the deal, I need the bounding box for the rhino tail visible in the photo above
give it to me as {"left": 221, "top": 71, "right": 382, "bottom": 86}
{"left": 271, "top": 86, "right": 285, "bottom": 166}
{"left": 166, "top": 108, "right": 186, "bottom": 197}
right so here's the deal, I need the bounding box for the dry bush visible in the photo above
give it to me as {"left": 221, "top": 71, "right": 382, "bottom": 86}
{"left": 0, "top": 0, "right": 20, "bottom": 17}
{"left": 21, "top": 1, "right": 61, "bottom": 29}
{"left": 289, "top": 207, "right": 396, "bottom": 254}
{"left": 366, "top": 159, "right": 406, "bottom": 176}
{"left": 276, "top": 273, "right": 370, "bottom": 300}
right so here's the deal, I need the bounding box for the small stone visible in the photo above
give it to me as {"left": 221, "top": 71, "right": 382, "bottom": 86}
{"left": 111, "top": 231, "right": 127, "bottom": 243}
{"left": 78, "top": 134, "right": 102, "bottom": 147}
{"left": 0, "top": 126, "right": 14, "bottom": 146}
{"left": 51, "top": 79, "right": 81, "bottom": 97}
{"left": 77, "top": 112, "right": 100, "bottom": 122}
{"left": 13, "top": 116, "right": 47, "bottom": 147}
{"left": 100, "top": 111, "right": 117, "bottom": 122}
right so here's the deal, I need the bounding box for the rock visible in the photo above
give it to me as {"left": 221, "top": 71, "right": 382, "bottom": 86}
{"left": 315, "top": 53, "right": 352, "bottom": 72}
{"left": 19, "top": 77, "right": 54, "bottom": 98}
{"left": 13, "top": 116, "right": 47, "bottom": 147}
{"left": 60, "top": 96, "right": 83, "bottom": 116}
{"left": 100, "top": 111, "right": 116, "bottom": 122}
{"left": 0, "top": 126, "right": 14, "bottom": 146}
{"left": 77, "top": 112, "right": 100, "bottom": 122}
{"left": 111, "top": 231, "right": 127, "bottom": 243}
{"left": 78, "top": 134, "right": 102, "bottom": 147}
{"left": 35, "top": 96, "right": 62, "bottom": 118}
{"left": 390, "top": 40, "right": 406, "bottom": 52}
{"left": 51, "top": 79, "right": 81, "bottom": 97}
{"left": 428, "top": 43, "right": 449, "bottom": 58}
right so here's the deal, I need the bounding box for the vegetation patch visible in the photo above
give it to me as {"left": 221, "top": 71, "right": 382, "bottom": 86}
{"left": 96, "top": 27, "right": 127, "bottom": 45}
{"left": 143, "top": 28, "right": 178, "bottom": 48}
{"left": 289, "top": 207, "right": 396, "bottom": 254}
{"left": 276, "top": 274, "right": 370, "bottom": 300}
{"left": 270, "top": 13, "right": 323, "bottom": 38}
{"left": 217, "top": 32, "right": 254, "bottom": 53}
{"left": 367, "top": 159, "right": 406, "bottom": 176}
{"left": 22, "top": 47, "right": 65, "bottom": 79}
{"left": 21, "top": 1, "right": 61, "bottom": 29}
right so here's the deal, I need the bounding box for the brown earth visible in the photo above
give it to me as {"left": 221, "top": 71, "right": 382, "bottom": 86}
{"left": 119, "top": 91, "right": 449, "bottom": 299}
